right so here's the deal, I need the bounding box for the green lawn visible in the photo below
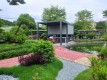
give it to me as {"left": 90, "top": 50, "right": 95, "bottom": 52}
{"left": 0, "top": 58, "right": 62, "bottom": 80}
{"left": 74, "top": 68, "right": 93, "bottom": 80}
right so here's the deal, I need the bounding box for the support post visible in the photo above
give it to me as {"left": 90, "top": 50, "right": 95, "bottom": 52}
{"left": 60, "top": 21, "right": 62, "bottom": 45}
{"left": 66, "top": 24, "right": 68, "bottom": 43}
{"left": 46, "top": 25, "right": 48, "bottom": 39}
{"left": 37, "top": 22, "right": 39, "bottom": 39}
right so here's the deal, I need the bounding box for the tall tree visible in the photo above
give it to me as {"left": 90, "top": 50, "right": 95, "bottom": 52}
{"left": 96, "top": 21, "right": 107, "bottom": 29}
{"left": 74, "top": 9, "right": 93, "bottom": 30}
{"left": 42, "top": 6, "right": 66, "bottom": 21}
{"left": 103, "top": 10, "right": 107, "bottom": 17}
{"left": 7, "top": 0, "right": 25, "bottom": 5}
{"left": 0, "top": 0, "right": 25, "bottom": 11}
{"left": 17, "top": 14, "right": 36, "bottom": 29}
{"left": 103, "top": 10, "right": 107, "bottom": 32}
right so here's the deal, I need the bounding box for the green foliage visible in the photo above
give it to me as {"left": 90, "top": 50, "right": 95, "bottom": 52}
{"left": 96, "top": 21, "right": 107, "bottom": 29}
{"left": 10, "top": 26, "right": 25, "bottom": 35}
{"left": 0, "top": 28, "right": 4, "bottom": 33}
{"left": 33, "top": 73, "right": 41, "bottom": 80}
{"left": 90, "top": 57, "right": 107, "bottom": 80}
{"left": 0, "top": 43, "right": 32, "bottom": 59}
{"left": 39, "top": 25, "right": 46, "bottom": 30}
{"left": 103, "top": 10, "right": 107, "bottom": 17}
{"left": 68, "top": 43, "right": 102, "bottom": 53}
{"left": 3, "top": 32, "right": 27, "bottom": 43}
{"left": 97, "top": 66, "right": 107, "bottom": 80}
{"left": 21, "top": 24, "right": 31, "bottom": 35}
{"left": 17, "top": 14, "right": 36, "bottom": 29}
{"left": 0, "top": 18, "right": 14, "bottom": 27}
{"left": 32, "top": 40, "right": 54, "bottom": 62}
{"left": 87, "top": 33, "right": 95, "bottom": 39}
{"left": 75, "top": 9, "right": 93, "bottom": 21}
{"left": 98, "top": 47, "right": 107, "bottom": 59}
{"left": 42, "top": 6, "right": 66, "bottom": 21}
{"left": 74, "top": 9, "right": 93, "bottom": 30}
{"left": 103, "top": 32, "right": 107, "bottom": 41}
{"left": 74, "top": 68, "right": 92, "bottom": 80}
{"left": 0, "top": 26, "right": 27, "bottom": 43}
{"left": 7, "top": 0, "right": 25, "bottom": 5}
{"left": 0, "top": 48, "right": 31, "bottom": 59}
{"left": 0, "top": 58, "right": 62, "bottom": 80}
{"left": 40, "top": 33, "right": 47, "bottom": 40}
{"left": 75, "top": 58, "right": 107, "bottom": 80}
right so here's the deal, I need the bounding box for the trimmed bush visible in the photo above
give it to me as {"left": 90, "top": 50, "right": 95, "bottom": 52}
{"left": 18, "top": 52, "right": 46, "bottom": 66}
{"left": 87, "top": 33, "right": 95, "bottom": 39}
{"left": 97, "top": 66, "right": 107, "bottom": 80}
{"left": 3, "top": 32, "right": 27, "bottom": 43}
{"left": 32, "top": 40, "right": 54, "bottom": 62}
{"left": 40, "top": 33, "right": 47, "bottom": 40}
{"left": 0, "top": 43, "right": 33, "bottom": 60}
{"left": 10, "top": 26, "right": 25, "bottom": 35}
{"left": 90, "top": 57, "right": 107, "bottom": 80}
{"left": 0, "top": 47, "right": 32, "bottom": 60}
{"left": 98, "top": 47, "right": 107, "bottom": 59}
{"left": 103, "top": 32, "right": 107, "bottom": 41}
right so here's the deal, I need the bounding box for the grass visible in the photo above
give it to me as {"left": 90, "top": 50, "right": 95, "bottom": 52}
{"left": 74, "top": 68, "right": 93, "bottom": 80}
{"left": 74, "top": 59, "right": 107, "bottom": 80}
{"left": 0, "top": 58, "right": 62, "bottom": 80}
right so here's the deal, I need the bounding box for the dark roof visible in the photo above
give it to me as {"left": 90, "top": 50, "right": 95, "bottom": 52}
{"left": 37, "top": 21, "right": 72, "bottom": 26}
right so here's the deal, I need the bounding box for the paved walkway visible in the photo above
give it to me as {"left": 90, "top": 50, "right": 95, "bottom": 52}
{"left": 56, "top": 59, "right": 88, "bottom": 80}
{"left": 0, "top": 46, "right": 91, "bottom": 68}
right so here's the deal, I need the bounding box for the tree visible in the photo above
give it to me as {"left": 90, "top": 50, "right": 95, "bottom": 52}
{"left": 7, "top": 0, "right": 25, "bottom": 5}
{"left": 103, "top": 10, "right": 107, "bottom": 17}
{"left": 0, "top": 18, "right": 14, "bottom": 26}
{"left": 74, "top": 9, "right": 93, "bottom": 30}
{"left": 42, "top": 6, "right": 66, "bottom": 21}
{"left": 17, "top": 14, "right": 36, "bottom": 29}
{"left": 96, "top": 21, "right": 107, "bottom": 29}
{"left": 0, "top": 0, "right": 25, "bottom": 11}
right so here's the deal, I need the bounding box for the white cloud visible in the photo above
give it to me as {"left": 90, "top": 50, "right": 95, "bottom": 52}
{"left": 0, "top": 0, "right": 107, "bottom": 23}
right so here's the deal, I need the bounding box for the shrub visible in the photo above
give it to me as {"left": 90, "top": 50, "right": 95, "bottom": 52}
{"left": 98, "top": 47, "right": 107, "bottom": 59}
{"left": 97, "top": 66, "right": 107, "bottom": 80}
{"left": 90, "top": 57, "right": 107, "bottom": 80}
{"left": 0, "top": 28, "right": 4, "bottom": 33}
{"left": 0, "top": 43, "right": 31, "bottom": 52}
{"left": 32, "top": 40, "right": 54, "bottom": 62}
{"left": 103, "top": 32, "right": 107, "bottom": 41}
{"left": 87, "top": 33, "right": 95, "bottom": 39}
{"left": 18, "top": 52, "right": 46, "bottom": 66}
{"left": 10, "top": 26, "right": 25, "bottom": 35}
{"left": 0, "top": 47, "right": 32, "bottom": 60}
{"left": 15, "top": 34, "right": 27, "bottom": 43}
{"left": 21, "top": 24, "right": 31, "bottom": 35}
{"left": 3, "top": 32, "right": 27, "bottom": 43}
{"left": 40, "top": 33, "right": 47, "bottom": 40}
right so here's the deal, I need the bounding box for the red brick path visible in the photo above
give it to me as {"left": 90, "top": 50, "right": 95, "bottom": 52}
{"left": 55, "top": 46, "right": 91, "bottom": 61}
{"left": 0, "top": 46, "right": 91, "bottom": 68}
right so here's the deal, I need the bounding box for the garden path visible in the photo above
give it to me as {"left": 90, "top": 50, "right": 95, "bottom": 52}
{"left": 0, "top": 46, "right": 91, "bottom": 68}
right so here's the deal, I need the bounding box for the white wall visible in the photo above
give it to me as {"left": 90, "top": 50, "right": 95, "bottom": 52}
{"left": 47, "top": 24, "right": 74, "bottom": 34}
{"left": 68, "top": 24, "right": 74, "bottom": 34}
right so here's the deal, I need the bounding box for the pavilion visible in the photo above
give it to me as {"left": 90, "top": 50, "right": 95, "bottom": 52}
{"left": 37, "top": 21, "right": 74, "bottom": 45}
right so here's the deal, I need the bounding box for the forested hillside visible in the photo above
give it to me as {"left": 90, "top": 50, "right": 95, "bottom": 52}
{"left": 0, "top": 18, "right": 14, "bottom": 27}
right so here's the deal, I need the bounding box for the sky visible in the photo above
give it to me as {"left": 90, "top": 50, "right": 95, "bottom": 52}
{"left": 0, "top": 0, "right": 107, "bottom": 23}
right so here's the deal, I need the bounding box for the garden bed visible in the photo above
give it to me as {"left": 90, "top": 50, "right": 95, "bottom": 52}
{"left": 0, "top": 58, "right": 62, "bottom": 80}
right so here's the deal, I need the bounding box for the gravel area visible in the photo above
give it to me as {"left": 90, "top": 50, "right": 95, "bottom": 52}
{"left": 56, "top": 59, "right": 88, "bottom": 80}
{"left": 0, "top": 75, "right": 19, "bottom": 80}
